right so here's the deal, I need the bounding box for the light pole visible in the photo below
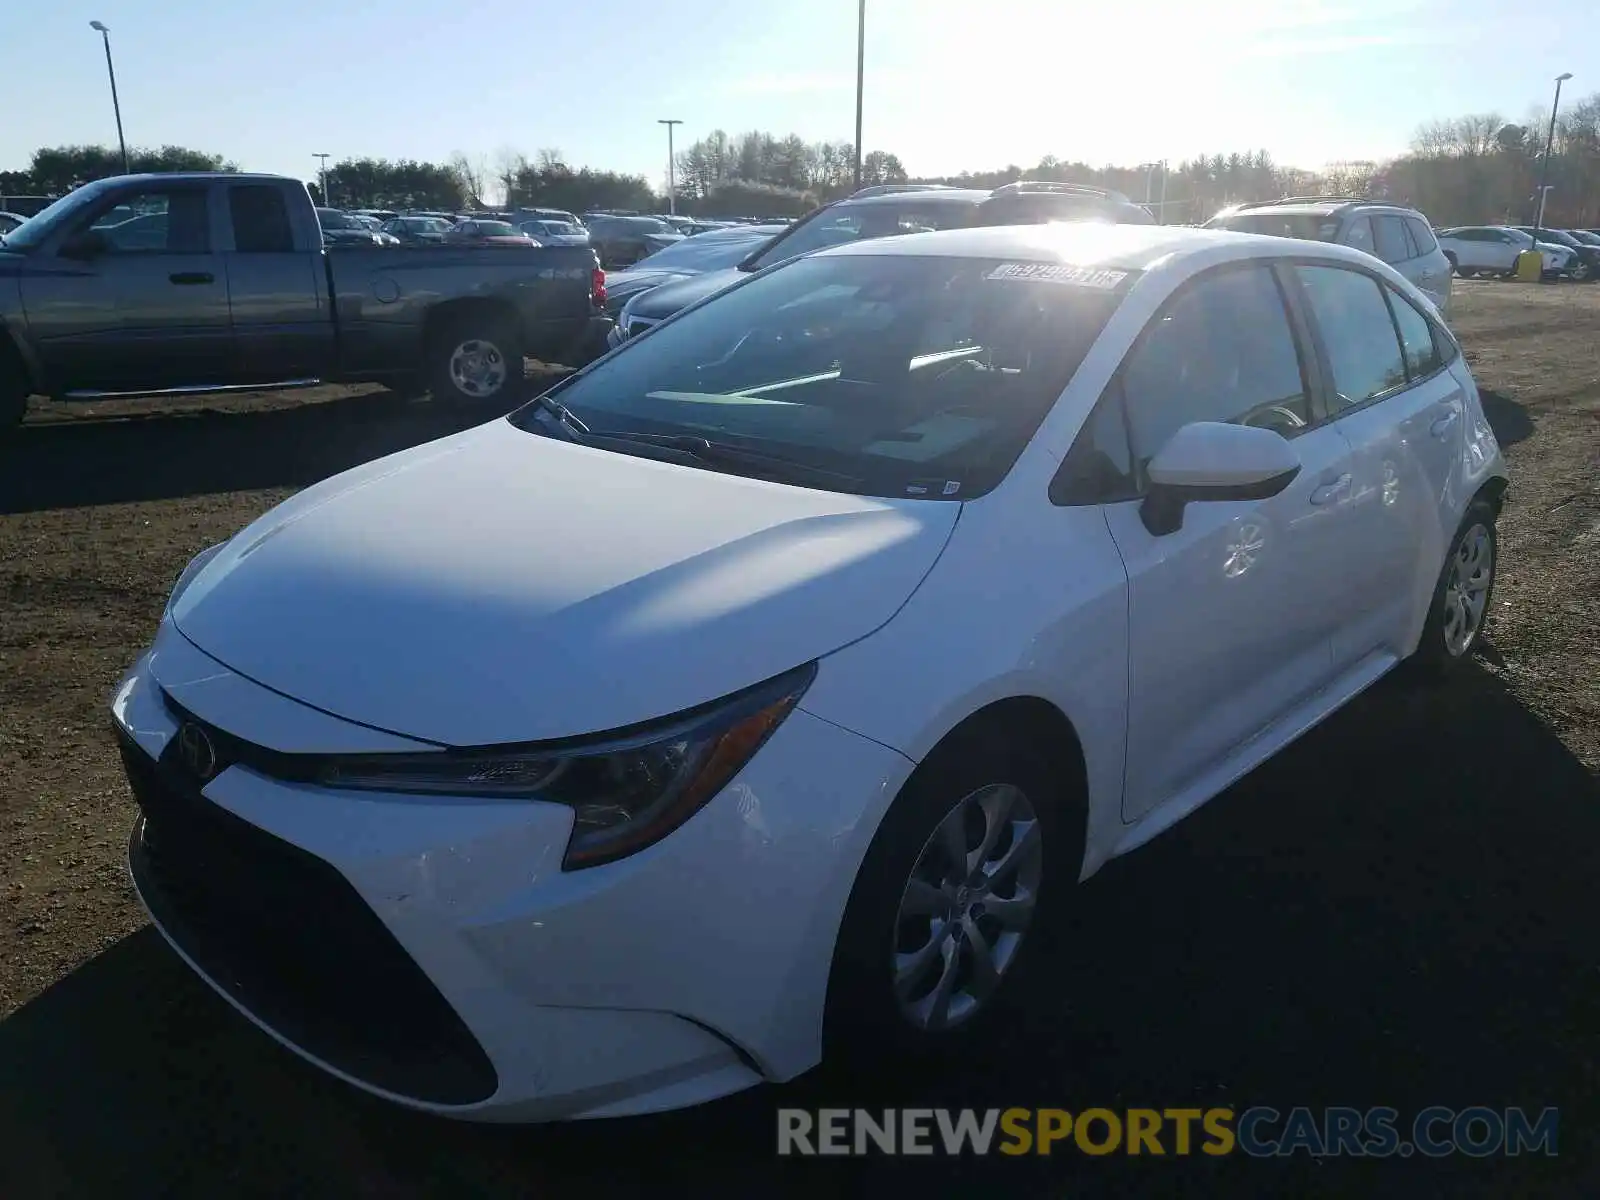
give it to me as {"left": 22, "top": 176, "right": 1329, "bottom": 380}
{"left": 88, "top": 21, "right": 129, "bottom": 174}
{"left": 313, "top": 153, "right": 331, "bottom": 206}
{"left": 852, "top": 0, "right": 866, "bottom": 191}
{"left": 657, "top": 119, "right": 682, "bottom": 214}
{"left": 1532, "top": 72, "right": 1572, "bottom": 241}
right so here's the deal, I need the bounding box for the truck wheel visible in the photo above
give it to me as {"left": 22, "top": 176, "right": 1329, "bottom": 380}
{"left": 429, "top": 313, "right": 522, "bottom": 407}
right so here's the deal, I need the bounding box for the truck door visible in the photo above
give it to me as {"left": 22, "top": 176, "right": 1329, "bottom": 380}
{"left": 221, "top": 182, "right": 334, "bottom": 384}
{"left": 20, "top": 182, "right": 233, "bottom": 393}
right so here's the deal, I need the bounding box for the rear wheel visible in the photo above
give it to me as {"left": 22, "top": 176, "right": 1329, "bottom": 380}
{"left": 428, "top": 312, "right": 522, "bottom": 408}
{"left": 1409, "top": 502, "right": 1498, "bottom": 679}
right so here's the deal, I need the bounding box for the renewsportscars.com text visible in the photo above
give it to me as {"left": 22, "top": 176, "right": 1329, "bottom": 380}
{"left": 777, "top": 1106, "right": 1558, "bottom": 1158}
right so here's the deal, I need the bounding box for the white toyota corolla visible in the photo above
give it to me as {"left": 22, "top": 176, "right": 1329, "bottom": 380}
{"left": 113, "top": 223, "right": 1507, "bottom": 1122}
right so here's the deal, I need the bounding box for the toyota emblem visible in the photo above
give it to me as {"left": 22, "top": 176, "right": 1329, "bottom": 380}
{"left": 176, "top": 722, "right": 218, "bottom": 782}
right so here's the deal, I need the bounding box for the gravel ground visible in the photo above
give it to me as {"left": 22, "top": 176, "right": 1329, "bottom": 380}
{"left": 0, "top": 284, "right": 1595, "bottom": 1197}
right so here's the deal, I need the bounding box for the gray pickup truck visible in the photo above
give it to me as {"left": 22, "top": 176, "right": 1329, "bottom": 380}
{"left": 0, "top": 172, "right": 612, "bottom": 429}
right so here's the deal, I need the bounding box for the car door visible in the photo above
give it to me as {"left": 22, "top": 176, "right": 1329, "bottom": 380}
{"left": 1403, "top": 217, "right": 1451, "bottom": 313}
{"left": 1287, "top": 262, "right": 1463, "bottom": 670}
{"left": 222, "top": 182, "right": 333, "bottom": 383}
{"left": 20, "top": 183, "right": 232, "bottom": 393}
{"left": 1451, "top": 228, "right": 1490, "bottom": 271}
{"left": 1088, "top": 263, "right": 1364, "bottom": 823}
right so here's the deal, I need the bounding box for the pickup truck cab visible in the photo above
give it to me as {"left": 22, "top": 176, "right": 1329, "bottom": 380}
{"left": 0, "top": 173, "right": 611, "bottom": 428}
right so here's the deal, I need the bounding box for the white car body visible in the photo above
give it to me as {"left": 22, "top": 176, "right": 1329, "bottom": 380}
{"left": 113, "top": 225, "right": 1508, "bottom": 1123}
{"left": 1437, "top": 225, "right": 1571, "bottom": 274}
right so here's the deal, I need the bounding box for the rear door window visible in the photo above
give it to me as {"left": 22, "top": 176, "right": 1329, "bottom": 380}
{"left": 1342, "top": 216, "right": 1375, "bottom": 255}
{"left": 1373, "top": 216, "right": 1412, "bottom": 264}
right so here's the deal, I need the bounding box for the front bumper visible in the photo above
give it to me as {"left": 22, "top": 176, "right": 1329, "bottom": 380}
{"left": 113, "top": 623, "right": 913, "bottom": 1121}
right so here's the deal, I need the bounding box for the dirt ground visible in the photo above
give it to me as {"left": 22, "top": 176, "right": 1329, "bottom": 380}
{"left": 0, "top": 285, "right": 1596, "bottom": 1197}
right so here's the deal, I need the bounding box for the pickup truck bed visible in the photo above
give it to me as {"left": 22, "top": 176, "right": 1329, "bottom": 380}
{"left": 0, "top": 173, "right": 612, "bottom": 427}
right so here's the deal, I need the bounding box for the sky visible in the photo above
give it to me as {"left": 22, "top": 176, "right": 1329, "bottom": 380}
{"left": 2, "top": 0, "right": 1596, "bottom": 194}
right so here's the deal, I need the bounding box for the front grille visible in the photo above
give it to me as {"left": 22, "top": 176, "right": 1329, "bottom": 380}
{"left": 121, "top": 732, "right": 498, "bottom": 1106}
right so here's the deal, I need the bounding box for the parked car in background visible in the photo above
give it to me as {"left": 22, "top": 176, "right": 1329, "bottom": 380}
{"left": 317, "top": 207, "right": 388, "bottom": 247}
{"left": 600, "top": 222, "right": 786, "bottom": 319}
{"left": 514, "top": 207, "right": 584, "bottom": 229}
{"left": 382, "top": 215, "right": 453, "bottom": 245}
{"left": 0, "top": 172, "right": 611, "bottom": 427}
{"left": 346, "top": 213, "right": 401, "bottom": 245}
{"left": 518, "top": 219, "right": 589, "bottom": 247}
{"left": 975, "top": 180, "right": 1155, "bottom": 226}
{"left": 0, "top": 212, "right": 27, "bottom": 235}
{"left": 585, "top": 215, "right": 685, "bottom": 269}
{"left": 444, "top": 219, "right": 540, "bottom": 247}
{"left": 351, "top": 208, "right": 399, "bottom": 225}
{"left": 1204, "top": 197, "right": 1453, "bottom": 314}
{"left": 1566, "top": 229, "right": 1600, "bottom": 247}
{"left": 111, "top": 222, "right": 1506, "bottom": 1123}
{"left": 1510, "top": 228, "right": 1598, "bottom": 281}
{"left": 1435, "top": 226, "right": 1573, "bottom": 280}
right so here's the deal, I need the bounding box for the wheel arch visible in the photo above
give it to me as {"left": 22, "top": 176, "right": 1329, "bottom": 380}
{"left": 904, "top": 694, "right": 1091, "bottom": 871}
{"left": 1473, "top": 474, "right": 1509, "bottom": 517}
{"left": 421, "top": 296, "right": 522, "bottom": 355}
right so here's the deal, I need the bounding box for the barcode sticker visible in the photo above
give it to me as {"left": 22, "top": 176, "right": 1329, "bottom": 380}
{"left": 986, "top": 263, "right": 1128, "bottom": 288}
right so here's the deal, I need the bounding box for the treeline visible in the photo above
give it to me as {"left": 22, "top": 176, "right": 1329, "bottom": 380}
{"left": 6, "top": 89, "right": 1600, "bottom": 226}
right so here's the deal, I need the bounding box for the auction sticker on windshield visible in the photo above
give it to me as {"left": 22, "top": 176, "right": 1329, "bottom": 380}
{"left": 986, "top": 263, "right": 1128, "bottom": 288}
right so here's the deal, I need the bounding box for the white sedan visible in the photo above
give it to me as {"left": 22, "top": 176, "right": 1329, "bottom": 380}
{"left": 1437, "top": 225, "right": 1572, "bottom": 277}
{"left": 113, "top": 223, "right": 1507, "bottom": 1122}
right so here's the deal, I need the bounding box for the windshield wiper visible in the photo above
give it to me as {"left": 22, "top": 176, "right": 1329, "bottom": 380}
{"left": 583, "top": 431, "right": 862, "bottom": 488}
{"left": 527, "top": 392, "right": 590, "bottom": 440}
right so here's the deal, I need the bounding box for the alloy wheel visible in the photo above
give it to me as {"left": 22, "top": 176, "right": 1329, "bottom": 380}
{"left": 892, "top": 783, "right": 1044, "bottom": 1032}
{"left": 1441, "top": 523, "right": 1494, "bottom": 657}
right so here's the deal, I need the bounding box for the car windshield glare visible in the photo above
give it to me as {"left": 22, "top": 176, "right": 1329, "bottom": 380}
{"left": 511, "top": 253, "right": 1132, "bottom": 499}
{"left": 746, "top": 203, "right": 976, "bottom": 270}
{"left": 630, "top": 232, "right": 768, "bottom": 272}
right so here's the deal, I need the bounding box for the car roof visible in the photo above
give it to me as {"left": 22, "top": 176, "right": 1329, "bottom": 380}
{"left": 835, "top": 188, "right": 990, "bottom": 208}
{"left": 812, "top": 221, "right": 1385, "bottom": 274}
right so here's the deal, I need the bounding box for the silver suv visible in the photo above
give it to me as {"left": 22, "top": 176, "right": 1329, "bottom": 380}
{"left": 1204, "top": 197, "right": 1453, "bottom": 316}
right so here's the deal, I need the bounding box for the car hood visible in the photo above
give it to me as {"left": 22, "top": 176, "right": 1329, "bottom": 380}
{"left": 171, "top": 419, "right": 958, "bottom": 746}
{"left": 606, "top": 266, "right": 695, "bottom": 302}
{"left": 624, "top": 268, "right": 745, "bottom": 321}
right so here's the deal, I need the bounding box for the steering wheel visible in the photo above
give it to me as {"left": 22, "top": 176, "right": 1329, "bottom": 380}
{"left": 1240, "top": 402, "right": 1307, "bottom": 433}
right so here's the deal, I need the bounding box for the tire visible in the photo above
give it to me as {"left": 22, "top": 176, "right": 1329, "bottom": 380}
{"left": 1408, "top": 501, "right": 1498, "bottom": 680}
{"left": 1455, "top": 266, "right": 1476, "bottom": 279}
{"left": 428, "top": 311, "right": 522, "bottom": 407}
{"left": 823, "top": 721, "right": 1084, "bottom": 1066}
{"left": 1570, "top": 261, "right": 1593, "bottom": 283}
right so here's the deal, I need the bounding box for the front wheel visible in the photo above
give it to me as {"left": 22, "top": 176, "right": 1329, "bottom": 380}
{"left": 1569, "top": 261, "right": 1593, "bottom": 282}
{"left": 1409, "top": 502, "right": 1498, "bottom": 679}
{"left": 824, "top": 727, "right": 1081, "bottom": 1065}
{"left": 428, "top": 313, "right": 522, "bottom": 407}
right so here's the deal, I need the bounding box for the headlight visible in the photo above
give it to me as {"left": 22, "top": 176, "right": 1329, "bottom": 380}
{"left": 312, "top": 662, "right": 816, "bottom": 870}
{"left": 166, "top": 542, "right": 226, "bottom": 613}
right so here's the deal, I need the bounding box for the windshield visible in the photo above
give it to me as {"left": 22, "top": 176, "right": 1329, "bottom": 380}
{"left": 1207, "top": 212, "right": 1339, "bottom": 241}
{"left": 510, "top": 252, "right": 1130, "bottom": 499}
{"left": 1, "top": 179, "right": 120, "bottom": 251}
{"left": 1526, "top": 229, "right": 1578, "bottom": 247}
{"left": 626, "top": 231, "right": 770, "bottom": 272}
{"left": 746, "top": 201, "right": 978, "bottom": 271}
{"left": 318, "top": 209, "right": 360, "bottom": 230}
{"left": 1569, "top": 230, "right": 1600, "bottom": 246}
{"left": 468, "top": 221, "right": 517, "bottom": 235}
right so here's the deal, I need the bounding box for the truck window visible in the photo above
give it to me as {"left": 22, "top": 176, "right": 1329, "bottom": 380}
{"left": 231, "top": 185, "right": 295, "bottom": 253}
{"left": 89, "top": 188, "right": 210, "bottom": 254}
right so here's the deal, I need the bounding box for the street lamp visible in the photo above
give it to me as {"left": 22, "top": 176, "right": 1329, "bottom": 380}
{"left": 1532, "top": 72, "right": 1573, "bottom": 241}
{"left": 88, "top": 21, "right": 129, "bottom": 175}
{"left": 852, "top": 0, "right": 865, "bottom": 191}
{"left": 313, "top": 153, "right": 331, "bottom": 206}
{"left": 657, "top": 119, "right": 683, "bottom": 214}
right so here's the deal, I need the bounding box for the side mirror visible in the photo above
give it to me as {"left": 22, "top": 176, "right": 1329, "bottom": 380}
{"left": 1140, "top": 421, "right": 1301, "bottom": 536}
{"left": 59, "top": 230, "right": 108, "bottom": 260}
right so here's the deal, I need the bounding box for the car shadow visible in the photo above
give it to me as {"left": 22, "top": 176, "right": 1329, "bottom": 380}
{"left": 1, "top": 664, "right": 1595, "bottom": 1198}
{"left": 1477, "top": 389, "right": 1535, "bottom": 448}
{"left": 0, "top": 373, "right": 569, "bottom": 517}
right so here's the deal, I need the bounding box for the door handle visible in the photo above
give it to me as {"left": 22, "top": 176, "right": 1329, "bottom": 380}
{"left": 168, "top": 272, "right": 214, "bottom": 285}
{"left": 1430, "top": 410, "right": 1460, "bottom": 439}
{"left": 1309, "top": 473, "right": 1352, "bottom": 505}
